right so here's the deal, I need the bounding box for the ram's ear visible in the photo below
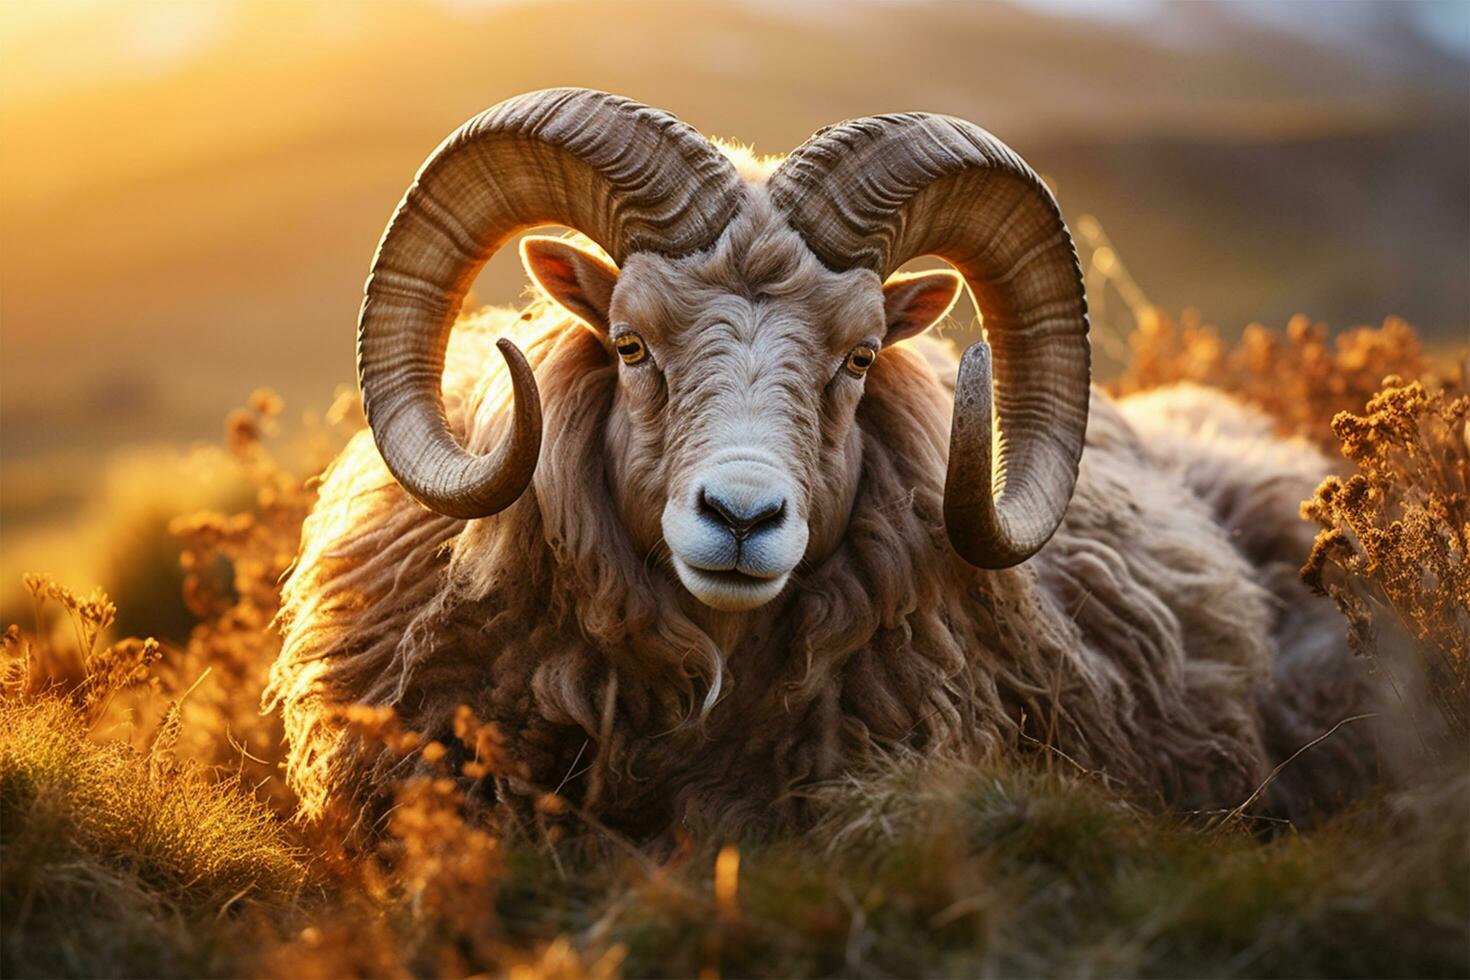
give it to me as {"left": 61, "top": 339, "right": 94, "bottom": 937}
{"left": 520, "top": 236, "right": 620, "bottom": 334}
{"left": 882, "top": 269, "right": 965, "bottom": 344}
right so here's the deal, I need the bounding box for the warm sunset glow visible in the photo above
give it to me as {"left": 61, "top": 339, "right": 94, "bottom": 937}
{"left": 0, "top": 7, "right": 1464, "bottom": 973}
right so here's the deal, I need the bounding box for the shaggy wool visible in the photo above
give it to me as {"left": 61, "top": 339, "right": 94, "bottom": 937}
{"left": 269, "top": 176, "right": 1374, "bottom": 837}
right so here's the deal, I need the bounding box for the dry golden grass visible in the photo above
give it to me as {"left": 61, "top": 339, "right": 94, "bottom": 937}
{"left": 0, "top": 572, "right": 305, "bottom": 978}
{"left": 2, "top": 301, "right": 1468, "bottom": 976}
{"left": 2, "top": 576, "right": 159, "bottom": 723}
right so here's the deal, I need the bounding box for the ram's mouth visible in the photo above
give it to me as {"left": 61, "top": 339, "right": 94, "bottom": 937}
{"left": 688, "top": 564, "right": 781, "bottom": 584}
{"left": 672, "top": 559, "right": 790, "bottom": 612}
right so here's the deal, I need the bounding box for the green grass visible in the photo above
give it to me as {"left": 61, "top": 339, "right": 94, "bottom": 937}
{"left": 488, "top": 757, "right": 1470, "bottom": 978}
{"left": 1, "top": 700, "right": 1466, "bottom": 978}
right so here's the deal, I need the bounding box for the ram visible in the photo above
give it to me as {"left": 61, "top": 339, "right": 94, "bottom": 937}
{"left": 268, "top": 88, "right": 1377, "bottom": 835}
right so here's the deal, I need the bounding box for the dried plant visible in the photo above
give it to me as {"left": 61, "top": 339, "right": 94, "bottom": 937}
{"left": 1, "top": 575, "right": 303, "bottom": 979}
{"left": 1079, "top": 219, "right": 1467, "bottom": 744}
{"left": 1, "top": 575, "right": 161, "bottom": 726}
{"left": 164, "top": 387, "right": 357, "bottom": 811}
{"left": 3, "top": 390, "right": 358, "bottom": 815}
{"left": 1113, "top": 312, "right": 1428, "bottom": 453}
{"left": 271, "top": 701, "right": 525, "bottom": 977}
{"left": 1302, "top": 373, "right": 1470, "bottom": 738}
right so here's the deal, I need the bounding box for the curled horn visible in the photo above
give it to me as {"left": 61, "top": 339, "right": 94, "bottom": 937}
{"left": 359, "top": 87, "right": 743, "bottom": 519}
{"left": 768, "top": 114, "right": 1090, "bottom": 568}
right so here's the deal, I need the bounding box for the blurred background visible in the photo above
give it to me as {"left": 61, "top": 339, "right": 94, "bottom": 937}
{"left": 2, "top": 0, "right": 1467, "bottom": 621}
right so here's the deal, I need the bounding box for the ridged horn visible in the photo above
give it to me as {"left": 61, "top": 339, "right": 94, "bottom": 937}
{"left": 768, "top": 113, "right": 1090, "bottom": 568}
{"left": 359, "top": 87, "right": 743, "bottom": 519}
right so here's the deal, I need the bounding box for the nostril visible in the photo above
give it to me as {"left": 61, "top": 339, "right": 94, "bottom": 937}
{"left": 746, "top": 499, "right": 785, "bottom": 532}
{"left": 698, "top": 488, "right": 786, "bottom": 539}
{"left": 698, "top": 488, "right": 731, "bottom": 526}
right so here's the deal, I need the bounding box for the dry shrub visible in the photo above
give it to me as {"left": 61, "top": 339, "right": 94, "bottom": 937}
{"left": 1302, "top": 373, "right": 1470, "bottom": 739}
{"left": 0, "top": 567, "right": 554, "bottom": 977}
{"left": 1115, "top": 310, "right": 1469, "bottom": 741}
{"left": 1, "top": 574, "right": 163, "bottom": 726}
{"left": 163, "top": 388, "right": 357, "bottom": 811}
{"left": 360, "top": 705, "right": 513, "bottom": 924}
{"left": 3, "top": 389, "right": 357, "bottom": 817}
{"left": 1113, "top": 311, "right": 1428, "bottom": 452}
{"left": 264, "top": 703, "right": 550, "bottom": 978}
{"left": 17, "top": 379, "right": 610, "bottom": 978}
{"left": 1083, "top": 221, "right": 1467, "bottom": 743}
{"left": 0, "top": 577, "right": 305, "bottom": 978}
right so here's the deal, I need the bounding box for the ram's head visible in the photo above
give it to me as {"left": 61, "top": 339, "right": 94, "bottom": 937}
{"left": 358, "top": 89, "right": 1089, "bottom": 612}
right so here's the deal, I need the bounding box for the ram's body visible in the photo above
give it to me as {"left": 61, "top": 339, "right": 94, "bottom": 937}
{"left": 269, "top": 104, "right": 1387, "bottom": 836}
{"left": 269, "top": 279, "right": 1369, "bottom": 836}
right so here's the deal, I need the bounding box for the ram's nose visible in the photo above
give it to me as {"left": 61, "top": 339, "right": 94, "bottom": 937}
{"left": 698, "top": 486, "right": 786, "bottom": 541}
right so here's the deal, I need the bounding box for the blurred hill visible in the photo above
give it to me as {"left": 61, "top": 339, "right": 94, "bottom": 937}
{"left": 1, "top": 0, "right": 1467, "bottom": 528}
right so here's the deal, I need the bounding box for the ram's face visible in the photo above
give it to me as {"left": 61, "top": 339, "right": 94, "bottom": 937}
{"left": 358, "top": 93, "right": 1092, "bottom": 592}
{"left": 523, "top": 234, "right": 962, "bottom": 612}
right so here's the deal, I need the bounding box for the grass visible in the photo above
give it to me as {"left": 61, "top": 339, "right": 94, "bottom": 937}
{"left": 2, "top": 710, "right": 1465, "bottom": 977}
{"left": 477, "top": 756, "right": 1468, "bottom": 979}
{"left": 0, "top": 306, "right": 1466, "bottom": 977}
{"left": 0, "top": 698, "right": 305, "bottom": 978}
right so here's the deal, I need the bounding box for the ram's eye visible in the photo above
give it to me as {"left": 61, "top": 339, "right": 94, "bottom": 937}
{"left": 843, "top": 344, "right": 878, "bottom": 378}
{"left": 614, "top": 333, "right": 647, "bottom": 365}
